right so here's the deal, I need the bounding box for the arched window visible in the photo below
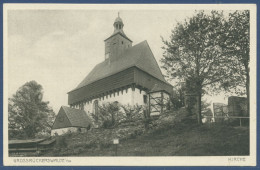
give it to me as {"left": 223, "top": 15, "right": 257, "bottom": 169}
{"left": 93, "top": 100, "right": 99, "bottom": 115}
{"left": 143, "top": 95, "right": 148, "bottom": 104}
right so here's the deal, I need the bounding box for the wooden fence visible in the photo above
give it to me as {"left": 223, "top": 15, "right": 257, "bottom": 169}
{"left": 204, "top": 116, "right": 249, "bottom": 126}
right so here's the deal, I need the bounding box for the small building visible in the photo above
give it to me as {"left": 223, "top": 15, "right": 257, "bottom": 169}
{"left": 51, "top": 106, "right": 92, "bottom": 136}
{"left": 148, "top": 84, "right": 171, "bottom": 116}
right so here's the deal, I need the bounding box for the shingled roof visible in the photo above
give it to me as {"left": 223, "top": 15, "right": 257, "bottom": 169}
{"left": 52, "top": 106, "right": 92, "bottom": 129}
{"left": 148, "top": 83, "right": 171, "bottom": 94}
{"left": 72, "top": 40, "right": 168, "bottom": 92}
{"left": 104, "top": 31, "right": 132, "bottom": 42}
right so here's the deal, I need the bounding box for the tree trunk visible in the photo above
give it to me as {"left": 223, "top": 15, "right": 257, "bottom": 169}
{"left": 245, "top": 65, "right": 250, "bottom": 116}
{"left": 196, "top": 91, "right": 202, "bottom": 125}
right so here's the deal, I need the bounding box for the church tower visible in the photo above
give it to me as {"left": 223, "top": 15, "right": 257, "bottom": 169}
{"left": 104, "top": 13, "right": 132, "bottom": 62}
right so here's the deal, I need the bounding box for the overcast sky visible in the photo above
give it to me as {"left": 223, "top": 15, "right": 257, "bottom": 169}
{"left": 7, "top": 9, "right": 232, "bottom": 113}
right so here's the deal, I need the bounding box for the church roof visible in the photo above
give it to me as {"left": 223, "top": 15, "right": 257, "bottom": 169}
{"left": 72, "top": 40, "right": 168, "bottom": 92}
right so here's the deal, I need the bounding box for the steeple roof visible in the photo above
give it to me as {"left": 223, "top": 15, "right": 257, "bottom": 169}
{"left": 114, "top": 15, "right": 123, "bottom": 23}
{"left": 104, "top": 14, "right": 132, "bottom": 42}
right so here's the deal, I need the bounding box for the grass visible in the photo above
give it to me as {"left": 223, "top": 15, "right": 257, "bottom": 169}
{"left": 47, "top": 120, "right": 249, "bottom": 156}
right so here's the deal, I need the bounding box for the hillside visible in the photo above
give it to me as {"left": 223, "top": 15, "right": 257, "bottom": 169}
{"left": 44, "top": 119, "right": 249, "bottom": 156}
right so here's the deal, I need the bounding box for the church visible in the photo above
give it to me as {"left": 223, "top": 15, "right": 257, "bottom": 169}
{"left": 52, "top": 14, "right": 173, "bottom": 135}
{"left": 68, "top": 14, "right": 173, "bottom": 115}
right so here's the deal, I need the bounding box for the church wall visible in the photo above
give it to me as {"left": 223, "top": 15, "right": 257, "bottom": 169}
{"left": 132, "top": 87, "right": 148, "bottom": 106}
{"left": 72, "top": 87, "right": 148, "bottom": 117}
{"left": 81, "top": 87, "right": 133, "bottom": 115}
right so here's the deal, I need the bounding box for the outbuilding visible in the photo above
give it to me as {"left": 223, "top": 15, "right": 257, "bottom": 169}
{"left": 148, "top": 84, "right": 171, "bottom": 116}
{"left": 51, "top": 106, "right": 92, "bottom": 136}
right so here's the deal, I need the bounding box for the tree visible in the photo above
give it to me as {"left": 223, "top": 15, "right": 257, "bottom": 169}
{"left": 223, "top": 10, "right": 250, "bottom": 114}
{"left": 161, "top": 11, "right": 230, "bottom": 124}
{"left": 8, "top": 81, "right": 55, "bottom": 139}
{"left": 170, "top": 83, "right": 185, "bottom": 111}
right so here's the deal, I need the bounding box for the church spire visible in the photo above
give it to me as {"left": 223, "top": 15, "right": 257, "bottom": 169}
{"left": 113, "top": 12, "right": 124, "bottom": 34}
{"left": 104, "top": 13, "right": 132, "bottom": 62}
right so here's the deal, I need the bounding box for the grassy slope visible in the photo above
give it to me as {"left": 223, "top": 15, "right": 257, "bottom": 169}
{"left": 76, "top": 121, "right": 249, "bottom": 156}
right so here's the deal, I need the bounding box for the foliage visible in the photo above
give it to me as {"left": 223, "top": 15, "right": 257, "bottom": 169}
{"left": 91, "top": 102, "right": 121, "bottom": 128}
{"left": 43, "top": 112, "right": 249, "bottom": 156}
{"left": 170, "top": 83, "right": 185, "bottom": 110}
{"left": 223, "top": 10, "right": 250, "bottom": 114}
{"left": 56, "top": 135, "right": 68, "bottom": 148}
{"left": 121, "top": 104, "right": 143, "bottom": 122}
{"left": 161, "top": 10, "right": 233, "bottom": 124}
{"left": 8, "top": 80, "right": 55, "bottom": 139}
{"left": 90, "top": 102, "right": 155, "bottom": 131}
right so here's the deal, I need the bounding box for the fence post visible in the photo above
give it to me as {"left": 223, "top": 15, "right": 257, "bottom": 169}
{"left": 240, "top": 118, "right": 242, "bottom": 127}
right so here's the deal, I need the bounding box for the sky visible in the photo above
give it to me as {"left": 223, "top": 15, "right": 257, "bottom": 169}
{"left": 7, "top": 9, "right": 232, "bottom": 113}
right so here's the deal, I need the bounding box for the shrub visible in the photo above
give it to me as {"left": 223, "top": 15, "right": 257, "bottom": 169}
{"left": 91, "top": 102, "right": 121, "bottom": 128}
{"left": 121, "top": 104, "right": 143, "bottom": 122}
{"left": 55, "top": 135, "right": 68, "bottom": 148}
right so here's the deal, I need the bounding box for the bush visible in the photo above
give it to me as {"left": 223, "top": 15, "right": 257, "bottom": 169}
{"left": 91, "top": 103, "right": 146, "bottom": 129}
{"left": 91, "top": 102, "right": 121, "bottom": 128}
{"left": 121, "top": 104, "right": 143, "bottom": 122}
{"left": 55, "top": 136, "right": 68, "bottom": 148}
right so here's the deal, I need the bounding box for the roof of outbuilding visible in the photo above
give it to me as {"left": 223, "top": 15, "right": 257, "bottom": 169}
{"left": 71, "top": 40, "right": 168, "bottom": 92}
{"left": 61, "top": 106, "right": 92, "bottom": 128}
{"left": 9, "top": 139, "right": 45, "bottom": 145}
{"left": 149, "top": 83, "right": 170, "bottom": 94}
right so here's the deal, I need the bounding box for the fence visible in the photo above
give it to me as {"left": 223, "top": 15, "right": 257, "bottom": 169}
{"left": 204, "top": 116, "right": 249, "bottom": 126}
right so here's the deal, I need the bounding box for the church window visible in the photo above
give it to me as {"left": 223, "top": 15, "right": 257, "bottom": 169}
{"left": 122, "top": 41, "right": 123, "bottom": 44}
{"left": 105, "top": 53, "right": 110, "bottom": 60}
{"left": 143, "top": 95, "right": 147, "bottom": 104}
{"left": 80, "top": 103, "right": 84, "bottom": 110}
{"left": 93, "top": 100, "right": 99, "bottom": 115}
